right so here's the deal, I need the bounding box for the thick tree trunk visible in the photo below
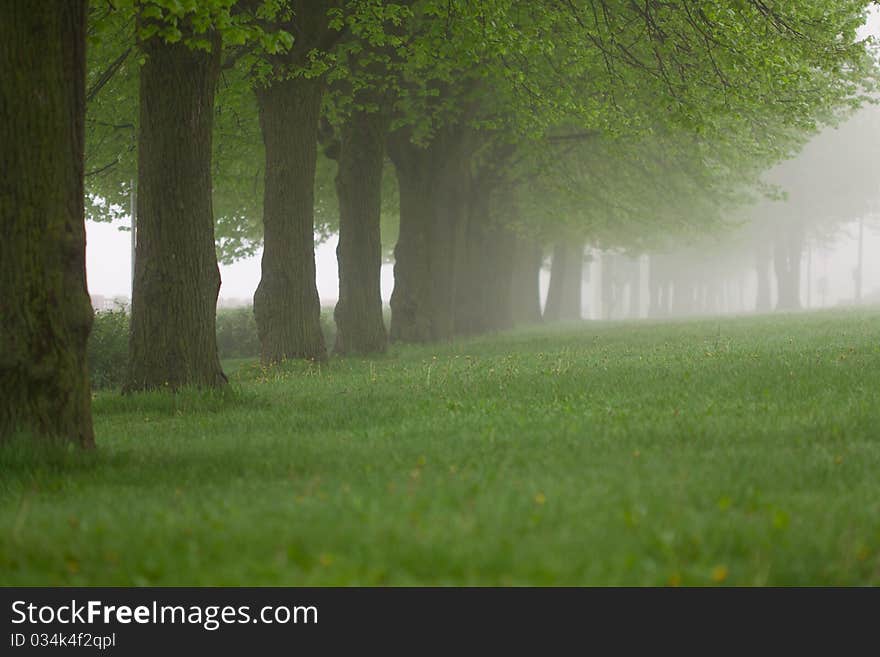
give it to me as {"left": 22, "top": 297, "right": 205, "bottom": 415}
{"left": 427, "top": 129, "right": 470, "bottom": 340}
{"left": 774, "top": 229, "right": 803, "bottom": 311}
{"left": 648, "top": 254, "right": 675, "bottom": 318}
{"left": 456, "top": 205, "right": 516, "bottom": 335}
{"left": 0, "top": 1, "right": 93, "bottom": 446}
{"left": 254, "top": 78, "right": 326, "bottom": 363}
{"left": 333, "top": 108, "right": 388, "bottom": 355}
{"left": 544, "top": 242, "right": 583, "bottom": 322}
{"left": 126, "top": 28, "right": 226, "bottom": 392}
{"left": 510, "top": 237, "right": 543, "bottom": 325}
{"left": 544, "top": 243, "right": 567, "bottom": 321}
{"left": 387, "top": 128, "right": 471, "bottom": 342}
{"left": 455, "top": 192, "right": 491, "bottom": 336}
{"left": 755, "top": 242, "right": 772, "bottom": 313}
{"left": 484, "top": 225, "right": 516, "bottom": 331}
{"left": 387, "top": 134, "right": 433, "bottom": 343}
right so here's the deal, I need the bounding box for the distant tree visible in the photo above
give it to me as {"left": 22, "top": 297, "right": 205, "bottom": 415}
{"left": 329, "top": 92, "right": 391, "bottom": 355}
{"left": 0, "top": 1, "right": 94, "bottom": 446}
{"left": 749, "top": 105, "right": 880, "bottom": 310}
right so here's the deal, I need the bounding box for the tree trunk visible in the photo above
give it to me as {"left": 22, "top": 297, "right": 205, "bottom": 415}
{"left": 455, "top": 191, "right": 491, "bottom": 336}
{"left": 648, "top": 254, "right": 675, "bottom": 318}
{"left": 126, "top": 28, "right": 226, "bottom": 392}
{"left": 454, "top": 188, "right": 516, "bottom": 335}
{"left": 387, "top": 133, "right": 433, "bottom": 343}
{"left": 755, "top": 241, "right": 772, "bottom": 313}
{"left": 427, "top": 129, "right": 471, "bottom": 340}
{"left": 0, "top": 0, "right": 94, "bottom": 446}
{"left": 544, "top": 242, "right": 583, "bottom": 322}
{"left": 333, "top": 108, "right": 388, "bottom": 355}
{"left": 253, "top": 77, "right": 326, "bottom": 364}
{"left": 510, "top": 237, "right": 543, "bottom": 325}
{"left": 387, "top": 127, "right": 471, "bottom": 342}
{"left": 483, "top": 224, "right": 516, "bottom": 331}
{"left": 774, "top": 229, "right": 803, "bottom": 311}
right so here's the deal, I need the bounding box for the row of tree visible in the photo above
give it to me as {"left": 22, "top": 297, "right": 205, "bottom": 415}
{"left": 1, "top": 0, "right": 877, "bottom": 446}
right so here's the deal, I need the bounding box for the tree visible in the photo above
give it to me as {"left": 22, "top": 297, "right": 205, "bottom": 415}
{"left": 332, "top": 104, "right": 390, "bottom": 354}
{"left": 125, "top": 3, "right": 227, "bottom": 391}
{"left": 0, "top": 0, "right": 94, "bottom": 446}
{"left": 250, "top": 1, "right": 343, "bottom": 364}
{"left": 253, "top": 74, "right": 327, "bottom": 363}
{"left": 322, "top": 26, "right": 405, "bottom": 356}
{"left": 381, "top": 0, "right": 876, "bottom": 337}
{"left": 509, "top": 236, "right": 544, "bottom": 325}
{"left": 544, "top": 243, "right": 584, "bottom": 322}
{"left": 455, "top": 139, "right": 519, "bottom": 335}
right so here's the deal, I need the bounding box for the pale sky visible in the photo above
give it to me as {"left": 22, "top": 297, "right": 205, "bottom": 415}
{"left": 84, "top": 224, "right": 394, "bottom": 304}
{"left": 85, "top": 8, "right": 880, "bottom": 308}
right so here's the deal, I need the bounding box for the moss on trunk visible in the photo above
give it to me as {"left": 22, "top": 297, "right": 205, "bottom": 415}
{"left": 0, "top": 0, "right": 94, "bottom": 446}
{"left": 126, "top": 25, "right": 226, "bottom": 392}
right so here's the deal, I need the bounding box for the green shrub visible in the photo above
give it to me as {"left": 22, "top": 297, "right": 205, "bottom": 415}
{"left": 215, "top": 306, "right": 337, "bottom": 359}
{"left": 88, "top": 308, "right": 129, "bottom": 390}
{"left": 87, "top": 306, "right": 339, "bottom": 389}
{"left": 215, "top": 307, "right": 260, "bottom": 359}
{"left": 320, "top": 307, "right": 337, "bottom": 350}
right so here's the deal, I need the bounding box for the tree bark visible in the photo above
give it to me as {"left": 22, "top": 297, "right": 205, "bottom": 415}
{"left": 544, "top": 242, "right": 583, "bottom": 322}
{"left": 510, "top": 237, "right": 543, "bottom": 325}
{"left": 333, "top": 108, "right": 388, "bottom": 355}
{"left": 483, "top": 224, "right": 516, "bottom": 331}
{"left": 253, "top": 77, "right": 326, "bottom": 364}
{"left": 454, "top": 191, "right": 491, "bottom": 336}
{"left": 126, "top": 27, "right": 226, "bottom": 392}
{"left": 387, "top": 127, "right": 471, "bottom": 342}
{"left": 0, "top": 0, "right": 94, "bottom": 446}
{"left": 387, "top": 133, "right": 433, "bottom": 343}
{"left": 427, "top": 128, "right": 471, "bottom": 340}
{"left": 455, "top": 195, "right": 517, "bottom": 335}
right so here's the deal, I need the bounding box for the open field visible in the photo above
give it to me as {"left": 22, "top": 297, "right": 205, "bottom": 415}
{"left": 2, "top": 310, "right": 879, "bottom": 586}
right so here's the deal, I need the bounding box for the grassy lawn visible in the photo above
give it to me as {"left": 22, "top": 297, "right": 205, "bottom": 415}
{"left": 2, "top": 309, "right": 880, "bottom": 586}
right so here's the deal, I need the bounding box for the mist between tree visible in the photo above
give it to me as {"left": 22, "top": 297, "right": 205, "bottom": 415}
{"left": 5, "top": 0, "right": 880, "bottom": 446}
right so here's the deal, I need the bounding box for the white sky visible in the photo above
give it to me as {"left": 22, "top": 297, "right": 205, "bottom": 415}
{"left": 85, "top": 226, "right": 396, "bottom": 305}
{"left": 85, "top": 8, "right": 880, "bottom": 308}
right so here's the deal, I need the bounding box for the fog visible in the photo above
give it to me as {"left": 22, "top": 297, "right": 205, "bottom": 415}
{"left": 86, "top": 105, "right": 880, "bottom": 319}
{"left": 574, "top": 103, "right": 880, "bottom": 320}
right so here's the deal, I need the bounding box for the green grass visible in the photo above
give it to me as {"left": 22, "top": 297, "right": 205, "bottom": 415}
{"left": 2, "top": 309, "right": 880, "bottom": 585}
